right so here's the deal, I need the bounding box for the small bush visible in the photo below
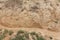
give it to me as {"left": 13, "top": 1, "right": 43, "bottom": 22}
{"left": 8, "top": 30, "right": 13, "bottom": 35}
{"left": 30, "top": 32, "right": 45, "bottom": 40}
{"left": 17, "top": 30, "right": 25, "bottom": 35}
{"left": 3, "top": 29, "right": 8, "bottom": 35}
{"left": 11, "top": 30, "right": 29, "bottom": 40}
{"left": 37, "top": 36, "right": 45, "bottom": 40}
{"left": 10, "top": 30, "right": 45, "bottom": 40}
{"left": 0, "top": 34, "right": 5, "bottom": 40}
{"left": 0, "top": 29, "right": 7, "bottom": 40}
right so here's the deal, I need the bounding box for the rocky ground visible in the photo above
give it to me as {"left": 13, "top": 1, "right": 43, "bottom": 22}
{"left": 0, "top": 0, "right": 60, "bottom": 40}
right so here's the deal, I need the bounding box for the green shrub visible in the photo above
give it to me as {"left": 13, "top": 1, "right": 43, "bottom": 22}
{"left": 3, "top": 29, "right": 8, "bottom": 35}
{"left": 8, "top": 30, "right": 13, "bottom": 35}
{"left": 17, "top": 30, "right": 25, "bottom": 35}
{"left": 11, "top": 30, "right": 29, "bottom": 40}
{"left": 10, "top": 30, "right": 45, "bottom": 40}
{"left": 0, "top": 29, "right": 8, "bottom": 40}
{"left": 30, "top": 32, "right": 45, "bottom": 40}
{"left": 36, "top": 36, "right": 45, "bottom": 40}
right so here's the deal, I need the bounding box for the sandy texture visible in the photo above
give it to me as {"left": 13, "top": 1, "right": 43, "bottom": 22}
{"left": 0, "top": 0, "right": 60, "bottom": 40}
{"left": 0, "top": 0, "right": 60, "bottom": 30}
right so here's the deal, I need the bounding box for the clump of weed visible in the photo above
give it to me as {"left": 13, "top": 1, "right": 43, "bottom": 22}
{"left": 30, "top": 32, "right": 45, "bottom": 40}
{"left": 3, "top": 29, "right": 8, "bottom": 35}
{"left": 0, "top": 29, "right": 8, "bottom": 40}
{"left": 0, "top": 34, "right": 5, "bottom": 40}
{"left": 10, "top": 30, "right": 29, "bottom": 40}
{"left": 8, "top": 30, "right": 14, "bottom": 35}
{"left": 10, "top": 30, "right": 45, "bottom": 40}
{"left": 36, "top": 36, "right": 45, "bottom": 40}
{"left": 17, "top": 30, "right": 25, "bottom": 35}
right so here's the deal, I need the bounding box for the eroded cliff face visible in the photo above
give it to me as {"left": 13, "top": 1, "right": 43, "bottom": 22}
{"left": 0, "top": 0, "right": 60, "bottom": 31}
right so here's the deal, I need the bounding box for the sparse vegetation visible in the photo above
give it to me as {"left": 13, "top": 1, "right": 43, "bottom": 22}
{"left": 0, "top": 34, "right": 5, "bottom": 40}
{"left": 30, "top": 32, "right": 45, "bottom": 40}
{"left": 0, "top": 29, "right": 8, "bottom": 40}
{"left": 36, "top": 36, "right": 45, "bottom": 40}
{"left": 10, "top": 31, "right": 45, "bottom": 40}
{"left": 3, "top": 29, "right": 8, "bottom": 34}
{"left": 8, "top": 30, "right": 13, "bottom": 35}
{"left": 17, "top": 30, "right": 25, "bottom": 35}
{"left": 0, "top": 29, "right": 45, "bottom": 40}
{"left": 10, "top": 30, "right": 29, "bottom": 40}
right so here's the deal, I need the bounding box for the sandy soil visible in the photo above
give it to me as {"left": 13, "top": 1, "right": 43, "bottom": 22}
{"left": 0, "top": 0, "right": 60, "bottom": 40}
